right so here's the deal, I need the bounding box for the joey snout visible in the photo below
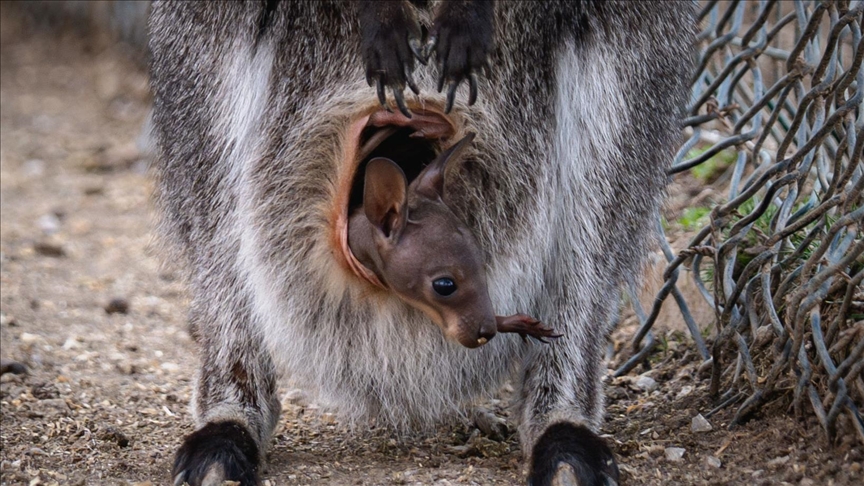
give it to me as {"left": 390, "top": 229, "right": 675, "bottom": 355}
{"left": 445, "top": 315, "right": 498, "bottom": 348}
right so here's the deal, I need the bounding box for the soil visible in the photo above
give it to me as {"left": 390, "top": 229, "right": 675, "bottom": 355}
{"left": 1, "top": 7, "right": 861, "bottom": 486}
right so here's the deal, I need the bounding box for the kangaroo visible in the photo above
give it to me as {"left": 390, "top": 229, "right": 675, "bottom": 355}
{"left": 349, "top": 132, "right": 560, "bottom": 348}
{"left": 148, "top": 1, "right": 694, "bottom": 485}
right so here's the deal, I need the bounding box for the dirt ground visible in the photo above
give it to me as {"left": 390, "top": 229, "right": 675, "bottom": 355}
{"left": 1, "top": 7, "right": 861, "bottom": 486}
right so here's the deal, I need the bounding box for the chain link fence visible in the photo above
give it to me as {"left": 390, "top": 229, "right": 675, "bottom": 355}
{"left": 616, "top": 0, "right": 863, "bottom": 445}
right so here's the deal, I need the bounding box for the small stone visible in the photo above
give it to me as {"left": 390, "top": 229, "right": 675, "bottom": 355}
{"left": 99, "top": 426, "right": 130, "bottom": 447}
{"left": 117, "top": 362, "right": 137, "bottom": 375}
{"left": 37, "top": 213, "right": 62, "bottom": 235}
{"left": 62, "top": 337, "right": 82, "bottom": 350}
{"left": 283, "top": 388, "right": 309, "bottom": 406}
{"left": 691, "top": 413, "right": 713, "bottom": 433}
{"left": 665, "top": 447, "right": 685, "bottom": 462}
{"left": 105, "top": 298, "right": 130, "bottom": 315}
{"left": 675, "top": 385, "right": 694, "bottom": 399}
{"left": 20, "top": 332, "right": 42, "bottom": 343}
{"left": 0, "top": 313, "right": 17, "bottom": 326}
{"left": 160, "top": 362, "right": 179, "bottom": 372}
{"left": 34, "top": 398, "right": 70, "bottom": 417}
{"left": 31, "top": 382, "right": 60, "bottom": 399}
{"left": 635, "top": 374, "right": 658, "bottom": 392}
{"left": 23, "top": 159, "right": 46, "bottom": 177}
{"left": 33, "top": 242, "right": 65, "bottom": 257}
{"left": 767, "top": 455, "right": 790, "bottom": 467}
{"left": 705, "top": 455, "right": 721, "bottom": 468}
{"left": 799, "top": 478, "right": 815, "bottom": 486}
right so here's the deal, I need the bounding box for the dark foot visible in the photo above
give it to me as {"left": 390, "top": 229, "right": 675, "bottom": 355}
{"left": 173, "top": 421, "right": 260, "bottom": 486}
{"left": 427, "top": 0, "right": 495, "bottom": 112}
{"left": 358, "top": 1, "right": 424, "bottom": 117}
{"left": 496, "top": 314, "right": 562, "bottom": 344}
{"left": 529, "top": 422, "right": 619, "bottom": 486}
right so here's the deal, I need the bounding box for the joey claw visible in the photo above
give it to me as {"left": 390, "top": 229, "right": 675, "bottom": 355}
{"left": 393, "top": 89, "right": 412, "bottom": 118}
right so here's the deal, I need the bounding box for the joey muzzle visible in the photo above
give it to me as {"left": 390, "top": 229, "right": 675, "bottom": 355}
{"left": 441, "top": 312, "right": 498, "bottom": 349}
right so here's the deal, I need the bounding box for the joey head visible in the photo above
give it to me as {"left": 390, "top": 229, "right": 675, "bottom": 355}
{"left": 349, "top": 133, "right": 560, "bottom": 348}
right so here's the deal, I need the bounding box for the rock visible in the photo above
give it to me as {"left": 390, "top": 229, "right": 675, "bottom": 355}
{"left": 31, "top": 382, "right": 60, "bottom": 399}
{"left": 0, "top": 312, "right": 17, "bottom": 326}
{"left": 160, "top": 362, "right": 179, "bottom": 372}
{"left": 665, "top": 447, "right": 686, "bottom": 462}
{"left": 675, "top": 385, "right": 694, "bottom": 399}
{"left": 99, "top": 426, "right": 130, "bottom": 447}
{"left": 767, "top": 455, "right": 790, "bottom": 467}
{"left": 691, "top": 413, "right": 713, "bottom": 433}
{"left": 283, "top": 388, "right": 309, "bottom": 406}
{"left": 62, "top": 337, "right": 82, "bottom": 350}
{"left": 22, "top": 159, "right": 46, "bottom": 177}
{"left": 635, "top": 374, "right": 658, "bottom": 392}
{"left": 37, "top": 213, "right": 62, "bottom": 235}
{"left": 33, "top": 242, "right": 65, "bottom": 257}
{"left": 104, "top": 298, "right": 130, "bottom": 315}
{"left": 20, "top": 332, "right": 43, "bottom": 344}
{"left": 473, "top": 407, "right": 509, "bottom": 442}
{"left": 705, "top": 455, "right": 722, "bottom": 468}
{"left": 33, "top": 398, "right": 69, "bottom": 417}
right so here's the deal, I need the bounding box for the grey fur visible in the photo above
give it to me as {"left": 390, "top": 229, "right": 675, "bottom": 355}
{"left": 148, "top": 0, "right": 695, "bottom": 481}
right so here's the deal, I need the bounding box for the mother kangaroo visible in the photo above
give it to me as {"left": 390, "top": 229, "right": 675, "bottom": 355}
{"left": 148, "top": 1, "right": 695, "bottom": 484}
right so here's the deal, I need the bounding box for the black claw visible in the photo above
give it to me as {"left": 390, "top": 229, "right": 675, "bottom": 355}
{"left": 409, "top": 37, "right": 427, "bottom": 65}
{"left": 436, "top": 65, "right": 446, "bottom": 93}
{"left": 482, "top": 59, "right": 492, "bottom": 78}
{"left": 422, "top": 35, "right": 438, "bottom": 62}
{"left": 405, "top": 67, "right": 420, "bottom": 95}
{"left": 376, "top": 77, "right": 388, "bottom": 110}
{"left": 445, "top": 80, "right": 459, "bottom": 114}
{"left": 393, "top": 89, "right": 411, "bottom": 118}
{"left": 468, "top": 73, "right": 478, "bottom": 106}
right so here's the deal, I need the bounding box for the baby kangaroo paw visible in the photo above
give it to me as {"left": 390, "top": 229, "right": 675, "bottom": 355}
{"left": 496, "top": 314, "right": 562, "bottom": 343}
{"left": 529, "top": 423, "right": 619, "bottom": 486}
{"left": 173, "top": 421, "right": 260, "bottom": 486}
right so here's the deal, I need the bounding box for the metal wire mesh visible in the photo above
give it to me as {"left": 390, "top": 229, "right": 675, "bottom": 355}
{"left": 615, "top": 0, "right": 863, "bottom": 444}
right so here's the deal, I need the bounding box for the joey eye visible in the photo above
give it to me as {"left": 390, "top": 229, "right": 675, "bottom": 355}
{"left": 432, "top": 278, "right": 457, "bottom": 296}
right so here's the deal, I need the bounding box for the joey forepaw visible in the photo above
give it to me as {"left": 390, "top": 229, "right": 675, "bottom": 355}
{"left": 496, "top": 314, "right": 563, "bottom": 344}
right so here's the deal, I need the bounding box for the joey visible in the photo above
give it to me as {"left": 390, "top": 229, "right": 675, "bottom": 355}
{"left": 349, "top": 133, "right": 560, "bottom": 348}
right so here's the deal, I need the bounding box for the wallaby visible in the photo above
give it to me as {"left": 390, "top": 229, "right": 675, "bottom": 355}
{"left": 148, "top": 1, "right": 694, "bottom": 485}
{"left": 349, "top": 132, "right": 560, "bottom": 348}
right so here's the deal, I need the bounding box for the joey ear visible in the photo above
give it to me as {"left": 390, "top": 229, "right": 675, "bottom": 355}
{"left": 364, "top": 157, "right": 408, "bottom": 240}
{"left": 411, "top": 132, "right": 476, "bottom": 199}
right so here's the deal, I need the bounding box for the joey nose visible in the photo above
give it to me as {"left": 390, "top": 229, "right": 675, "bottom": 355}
{"left": 476, "top": 322, "right": 497, "bottom": 346}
